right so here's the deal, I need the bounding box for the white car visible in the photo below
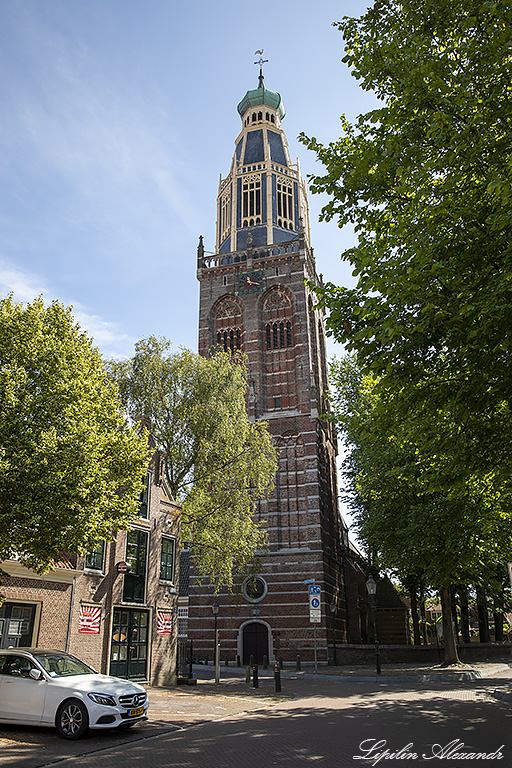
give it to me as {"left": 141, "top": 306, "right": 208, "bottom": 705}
{"left": 0, "top": 648, "right": 148, "bottom": 739}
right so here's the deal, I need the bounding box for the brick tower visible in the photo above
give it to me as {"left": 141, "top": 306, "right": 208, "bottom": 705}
{"left": 188, "top": 65, "right": 355, "bottom": 664}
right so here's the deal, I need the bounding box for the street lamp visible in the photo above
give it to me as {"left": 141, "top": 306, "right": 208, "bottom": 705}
{"left": 212, "top": 601, "right": 220, "bottom": 684}
{"left": 330, "top": 600, "right": 337, "bottom": 666}
{"left": 366, "top": 576, "right": 381, "bottom": 675}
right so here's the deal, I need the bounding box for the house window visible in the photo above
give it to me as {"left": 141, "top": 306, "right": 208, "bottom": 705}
{"left": 123, "top": 529, "right": 148, "bottom": 604}
{"left": 160, "top": 537, "right": 175, "bottom": 583}
{"left": 138, "top": 472, "right": 151, "bottom": 519}
{"left": 85, "top": 541, "right": 105, "bottom": 572}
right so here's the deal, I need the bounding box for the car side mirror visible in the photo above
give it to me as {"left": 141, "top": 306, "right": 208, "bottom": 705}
{"left": 29, "top": 668, "right": 43, "bottom": 681}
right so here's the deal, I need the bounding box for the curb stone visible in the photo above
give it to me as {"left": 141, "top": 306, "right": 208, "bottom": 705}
{"left": 492, "top": 688, "right": 512, "bottom": 703}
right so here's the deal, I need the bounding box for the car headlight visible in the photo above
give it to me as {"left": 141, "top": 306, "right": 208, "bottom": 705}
{"left": 87, "top": 692, "right": 117, "bottom": 707}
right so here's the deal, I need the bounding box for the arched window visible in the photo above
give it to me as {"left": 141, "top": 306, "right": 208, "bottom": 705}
{"left": 214, "top": 297, "right": 243, "bottom": 354}
{"left": 263, "top": 289, "right": 293, "bottom": 350}
{"left": 262, "top": 288, "right": 296, "bottom": 411}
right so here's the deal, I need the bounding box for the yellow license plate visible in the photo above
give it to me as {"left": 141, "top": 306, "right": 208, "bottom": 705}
{"left": 129, "top": 707, "right": 144, "bottom": 717}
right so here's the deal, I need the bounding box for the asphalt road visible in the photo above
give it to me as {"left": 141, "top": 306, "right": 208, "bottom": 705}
{"left": 2, "top": 669, "right": 512, "bottom": 767}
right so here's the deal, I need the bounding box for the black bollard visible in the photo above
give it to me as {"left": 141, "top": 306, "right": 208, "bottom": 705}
{"left": 249, "top": 654, "right": 254, "bottom": 668}
{"left": 262, "top": 654, "right": 268, "bottom": 670}
{"left": 245, "top": 665, "right": 251, "bottom": 683}
{"left": 296, "top": 654, "right": 301, "bottom": 672}
{"left": 252, "top": 665, "right": 259, "bottom": 688}
{"left": 274, "top": 663, "right": 282, "bottom": 693}
{"left": 237, "top": 654, "right": 241, "bottom": 667}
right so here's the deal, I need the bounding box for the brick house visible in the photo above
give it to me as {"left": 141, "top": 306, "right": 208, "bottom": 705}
{"left": 0, "top": 452, "right": 180, "bottom": 686}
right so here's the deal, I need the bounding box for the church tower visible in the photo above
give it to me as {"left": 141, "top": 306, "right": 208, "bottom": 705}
{"left": 189, "top": 63, "right": 355, "bottom": 664}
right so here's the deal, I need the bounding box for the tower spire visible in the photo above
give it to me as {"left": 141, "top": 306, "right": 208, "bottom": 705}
{"left": 254, "top": 49, "right": 268, "bottom": 89}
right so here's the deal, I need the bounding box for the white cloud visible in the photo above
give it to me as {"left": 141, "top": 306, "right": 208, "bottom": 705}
{"left": 0, "top": 261, "right": 48, "bottom": 303}
{"left": 0, "top": 258, "right": 134, "bottom": 359}
{"left": 0, "top": 5, "right": 200, "bottom": 280}
{"left": 72, "top": 306, "right": 135, "bottom": 360}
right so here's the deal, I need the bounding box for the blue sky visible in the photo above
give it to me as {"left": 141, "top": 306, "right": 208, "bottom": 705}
{"left": 0, "top": 0, "right": 377, "bottom": 360}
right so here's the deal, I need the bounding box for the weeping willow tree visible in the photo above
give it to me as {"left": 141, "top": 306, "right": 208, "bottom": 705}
{"left": 108, "top": 337, "right": 277, "bottom": 590}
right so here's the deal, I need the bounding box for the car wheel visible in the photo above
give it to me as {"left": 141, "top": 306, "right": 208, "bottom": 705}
{"left": 56, "top": 699, "right": 89, "bottom": 739}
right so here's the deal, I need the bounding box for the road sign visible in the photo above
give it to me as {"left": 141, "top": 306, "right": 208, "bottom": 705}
{"left": 309, "top": 584, "right": 321, "bottom": 623}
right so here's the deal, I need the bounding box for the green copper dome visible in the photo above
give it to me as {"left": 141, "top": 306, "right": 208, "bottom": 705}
{"left": 237, "top": 83, "right": 285, "bottom": 120}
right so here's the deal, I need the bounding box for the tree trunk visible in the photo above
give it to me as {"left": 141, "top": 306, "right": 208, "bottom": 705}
{"left": 440, "top": 587, "right": 460, "bottom": 665}
{"left": 476, "top": 587, "right": 491, "bottom": 643}
{"left": 494, "top": 592, "right": 505, "bottom": 642}
{"left": 459, "top": 586, "right": 471, "bottom": 644}
{"left": 419, "top": 594, "right": 428, "bottom": 645}
{"left": 494, "top": 610, "right": 504, "bottom": 642}
{"left": 410, "top": 585, "right": 421, "bottom": 645}
{"left": 451, "top": 591, "right": 459, "bottom": 643}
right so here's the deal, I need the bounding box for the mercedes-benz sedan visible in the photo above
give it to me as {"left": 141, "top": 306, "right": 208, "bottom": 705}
{"left": 0, "top": 649, "right": 148, "bottom": 739}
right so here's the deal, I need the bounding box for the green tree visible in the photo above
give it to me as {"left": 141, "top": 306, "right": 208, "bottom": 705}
{"left": 301, "top": 0, "right": 512, "bottom": 484}
{"left": 0, "top": 295, "right": 149, "bottom": 573}
{"left": 108, "top": 337, "right": 277, "bottom": 590}
{"left": 330, "top": 355, "right": 512, "bottom": 664}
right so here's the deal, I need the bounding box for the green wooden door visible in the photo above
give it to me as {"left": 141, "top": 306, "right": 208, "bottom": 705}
{"left": 110, "top": 608, "right": 149, "bottom": 680}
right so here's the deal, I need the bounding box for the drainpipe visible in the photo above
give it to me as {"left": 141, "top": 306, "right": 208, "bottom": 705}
{"left": 65, "top": 576, "right": 76, "bottom": 653}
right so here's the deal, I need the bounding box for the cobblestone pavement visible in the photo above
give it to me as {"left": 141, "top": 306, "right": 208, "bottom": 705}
{"left": 2, "top": 664, "right": 512, "bottom": 768}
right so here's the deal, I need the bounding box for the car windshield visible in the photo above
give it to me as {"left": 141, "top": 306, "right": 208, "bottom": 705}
{"left": 33, "top": 652, "right": 97, "bottom": 678}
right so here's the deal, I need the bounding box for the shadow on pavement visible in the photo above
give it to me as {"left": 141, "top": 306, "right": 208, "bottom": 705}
{"left": 13, "top": 686, "right": 512, "bottom": 768}
{"left": 3, "top": 670, "right": 512, "bottom": 767}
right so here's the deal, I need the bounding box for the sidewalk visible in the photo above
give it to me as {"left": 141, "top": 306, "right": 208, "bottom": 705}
{"left": 190, "top": 659, "right": 512, "bottom": 684}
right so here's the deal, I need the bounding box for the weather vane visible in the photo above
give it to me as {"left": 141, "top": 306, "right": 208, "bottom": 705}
{"left": 254, "top": 49, "right": 268, "bottom": 87}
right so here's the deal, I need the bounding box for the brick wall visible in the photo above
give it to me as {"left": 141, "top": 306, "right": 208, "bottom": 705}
{"left": 2, "top": 576, "right": 72, "bottom": 649}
